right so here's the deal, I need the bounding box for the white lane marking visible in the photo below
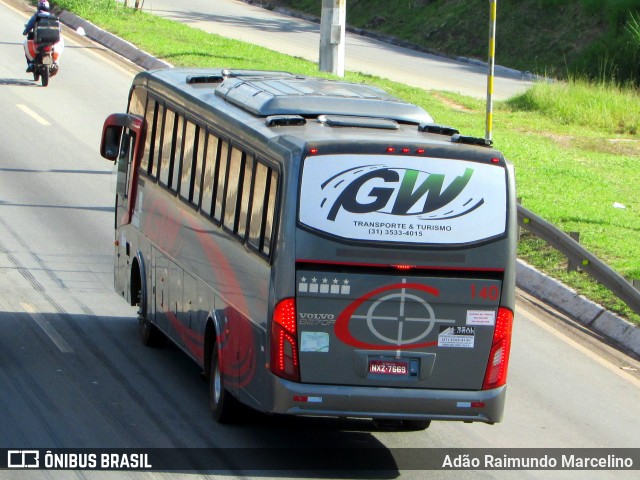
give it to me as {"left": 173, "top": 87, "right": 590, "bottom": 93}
{"left": 16, "top": 104, "right": 50, "bottom": 126}
{"left": 518, "top": 308, "right": 640, "bottom": 390}
{"left": 21, "top": 302, "right": 73, "bottom": 353}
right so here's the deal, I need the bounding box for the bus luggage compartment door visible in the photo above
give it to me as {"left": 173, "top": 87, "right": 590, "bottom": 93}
{"left": 296, "top": 270, "right": 502, "bottom": 390}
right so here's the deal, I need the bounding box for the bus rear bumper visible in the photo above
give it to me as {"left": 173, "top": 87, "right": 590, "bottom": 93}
{"left": 268, "top": 377, "right": 506, "bottom": 424}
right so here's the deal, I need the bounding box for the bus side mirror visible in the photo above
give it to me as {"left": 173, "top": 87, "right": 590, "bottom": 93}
{"left": 101, "top": 124, "right": 123, "bottom": 161}
{"left": 100, "top": 113, "right": 144, "bottom": 162}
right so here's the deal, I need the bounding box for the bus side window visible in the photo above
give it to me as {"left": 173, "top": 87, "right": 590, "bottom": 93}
{"left": 171, "top": 114, "right": 185, "bottom": 193}
{"left": 159, "top": 109, "right": 176, "bottom": 187}
{"left": 248, "top": 162, "right": 268, "bottom": 252}
{"left": 152, "top": 104, "right": 166, "bottom": 179}
{"left": 201, "top": 132, "right": 220, "bottom": 216}
{"left": 192, "top": 126, "right": 206, "bottom": 207}
{"left": 224, "top": 147, "right": 244, "bottom": 232}
{"left": 263, "top": 169, "right": 278, "bottom": 256}
{"left": 237, "top": 153, "right": 254, "bottom": 239}
{"left": 142, "top": 99, "right": 158, "bottom": 174}
{"left": 180, "top": 121, "right": 197, "bottom": 203}
{"left": 213, "top": 141, "right": 230, "bottom": 223}
{"left": 128, "top": 87, "right": 147, "bottom": 118}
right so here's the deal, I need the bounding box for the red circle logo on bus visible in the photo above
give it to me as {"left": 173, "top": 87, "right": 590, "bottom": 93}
{"left": 334, "top": 281, "right": 453, "bottom": 350}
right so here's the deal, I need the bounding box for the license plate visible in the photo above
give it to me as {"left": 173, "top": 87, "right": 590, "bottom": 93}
{"left": 368, "top": 359, "right": 408, "bottom": 376}
{"left": 43, "top": 56, "right": 52, "bottom": 65}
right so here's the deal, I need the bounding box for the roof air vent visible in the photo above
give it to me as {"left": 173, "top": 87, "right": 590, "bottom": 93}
{"left": 318, "top": 115, "right": 399, "bottom": 130}
{"left": 265, "top": 115, "right": 306, "bottom": 127}
{"left": 451, "top": 134, "right": 493, "bottom": 147}
{"left": 186, "top": 75, "right": 225, "bottom": 85}
{"left": 418, "top": 123, "right": 459, "bottom": 136}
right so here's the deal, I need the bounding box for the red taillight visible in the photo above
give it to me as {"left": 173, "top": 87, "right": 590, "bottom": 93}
{"left": 270, "top": 298, "right": 300, "bottom": 382}
{"left": 308, "top": 148, "right": 318, "bottom": 155}
{"left": 482, "top": 307, "right": 514, "bottom": 390}
{"left": 386, "top": 147, "right": 395, "bottom": 153}
{"left": 43, "top": 46, "right": 52, "bottom": 52}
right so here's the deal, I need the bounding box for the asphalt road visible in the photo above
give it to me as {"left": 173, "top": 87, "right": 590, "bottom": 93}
{"left": 1, "top": 1, "right": 640, "bottom": 479}
{"left": 137, "top": 0, "right": 533, "bottom": 100}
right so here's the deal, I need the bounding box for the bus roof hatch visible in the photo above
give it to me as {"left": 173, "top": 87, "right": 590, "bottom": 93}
{"left": 214, "top": 74, "right": 433, "bottom": 124}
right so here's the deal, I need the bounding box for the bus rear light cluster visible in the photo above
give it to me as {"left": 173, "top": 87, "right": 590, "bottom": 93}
{"left": 270, "top": 298, "right": 300, "bottom": 382}
{"left": 387, "top": 146, "right": 429, "bottom": 155}
{"left": 482, "top": 307, "right": 514, "bottom": 390}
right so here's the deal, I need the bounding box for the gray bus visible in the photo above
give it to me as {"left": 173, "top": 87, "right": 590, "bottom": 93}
{"left": 100, "top": 68, "right": 517, "bottom": 431}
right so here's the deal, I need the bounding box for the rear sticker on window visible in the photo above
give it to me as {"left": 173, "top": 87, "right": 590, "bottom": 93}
{"left": 438, "top": 326, "right": 475, "bottom": 348}
{"left": 300, "top": 154, "right": 507, "bottom": 244}
{"left": 466, "top": 310, "right": 496, "bottom": 326}
{"left": 300, "top": 332, "right": 330, "bottom": 352}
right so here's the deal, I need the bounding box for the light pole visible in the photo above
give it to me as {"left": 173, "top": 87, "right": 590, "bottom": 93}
{"left": 485, "top": 0, "right": 497, "bottom": 142}
{"left": 319, "top": 0, "right": 346, "bottom": 76}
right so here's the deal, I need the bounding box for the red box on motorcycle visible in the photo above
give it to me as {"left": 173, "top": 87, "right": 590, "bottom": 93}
{"left": 34, "top": 16, "right": 60, "bottom": 44}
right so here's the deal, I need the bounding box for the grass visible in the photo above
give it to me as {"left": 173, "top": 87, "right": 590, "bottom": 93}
{"left": 51, "top": 0, "right": 640, "bottom": 324}
{"left": 267, "top": 0, "right": 640, "bottom": 87}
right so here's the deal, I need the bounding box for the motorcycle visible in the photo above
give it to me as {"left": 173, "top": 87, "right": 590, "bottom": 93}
{"left": 29, "top": 38, "right": 59, "bottom": 87}
{"left": 24, "top": 14, "right": 62, "bottom": 87}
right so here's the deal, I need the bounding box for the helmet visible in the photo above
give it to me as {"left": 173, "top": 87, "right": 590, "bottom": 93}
{"left": 37, "top": 0, "right": 50, "bottom": 11}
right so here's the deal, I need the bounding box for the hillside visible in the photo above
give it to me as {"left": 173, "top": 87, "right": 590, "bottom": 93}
{"left": 259, "top": 0, "right": 640, "bottom": 84}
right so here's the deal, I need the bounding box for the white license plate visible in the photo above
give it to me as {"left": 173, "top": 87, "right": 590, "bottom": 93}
{"left": 368, "top": 359, "right": 408, "bottom": 376}
{"left": 42, "top": 56, "right": 52, "bottom": 65}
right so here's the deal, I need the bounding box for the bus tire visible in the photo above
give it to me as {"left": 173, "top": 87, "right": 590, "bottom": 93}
{"left": 138, "top": 314, "right": 165, "bottom": 347}
{"left": 373, "top": 418, "right": 431, "bottom": 431}
{"left": 136, "top": 290, "right": 165, "bottom": 347}
{"left": 400, "top": 419, "right": 431, "bottom": 431}
{"left": 209, "top": 343, "right": 238, "bottom": 423}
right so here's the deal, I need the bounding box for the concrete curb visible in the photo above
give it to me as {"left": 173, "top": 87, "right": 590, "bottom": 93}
{"left": 52, "top": 5, "right": 640, "bottom": 360}
{"left": 517, "top": 260, "right": 640, "bottom": 357}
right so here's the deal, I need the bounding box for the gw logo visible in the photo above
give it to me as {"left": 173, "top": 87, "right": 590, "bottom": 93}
{"left": 323, "top": 166, "right": 480, "bottom": 221}
{"left": 7, "top": 450, "right": 39, "bottom": 468}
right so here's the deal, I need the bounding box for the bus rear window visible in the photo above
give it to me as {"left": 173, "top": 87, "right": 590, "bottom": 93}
{"left": 299, "top": 154, "right": 507, "bottom": 245}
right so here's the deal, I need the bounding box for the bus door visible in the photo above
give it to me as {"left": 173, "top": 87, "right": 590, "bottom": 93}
{"left": 100, "top": 114, "right": 145, "bottom": 297}
{"left": 100, "top": 114, "right": 145, "bottom": 228}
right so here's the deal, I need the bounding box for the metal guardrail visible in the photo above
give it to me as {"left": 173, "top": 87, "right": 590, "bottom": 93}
{"left": 517, "top": 204, "right": 640, "bottom": 316}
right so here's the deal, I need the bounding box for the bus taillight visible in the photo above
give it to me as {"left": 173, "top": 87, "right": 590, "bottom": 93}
{"left": 482, "top": 307, "right": 514, "bottom": 390}
{"left": 270, "top": 298, "right": 300, "bottom": 382}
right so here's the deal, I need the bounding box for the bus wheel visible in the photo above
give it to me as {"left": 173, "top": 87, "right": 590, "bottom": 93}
{"left": 400, "top": 419, "right": 431, "bottom": 431}
{"left": 373, "top": 419, "right": 431, "bottom": 431}
{"left": 136, "top": 290, "right": 164, "bottom": 347}
{"left": 209, "top": 343, "right": 238, "bottom": 423}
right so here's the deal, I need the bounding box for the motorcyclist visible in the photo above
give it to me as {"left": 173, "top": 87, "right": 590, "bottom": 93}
{"left": 23, "top": 0, "right": 64, "bottom": 73}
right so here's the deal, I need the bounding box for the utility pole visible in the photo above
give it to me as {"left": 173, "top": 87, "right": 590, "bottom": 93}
{"left": 319, "top": 0, "right": 346, "bottom": 77}
{"left": 485, "top": 0, "right": 497, "bottom": 142}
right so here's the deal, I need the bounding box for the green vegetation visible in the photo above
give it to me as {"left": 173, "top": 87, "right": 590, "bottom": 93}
{"left": 268, "top": 0, "right": 640, "bottom": 87}
{"left": 51, "top": 0, "right": 640, "bottom": 324}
